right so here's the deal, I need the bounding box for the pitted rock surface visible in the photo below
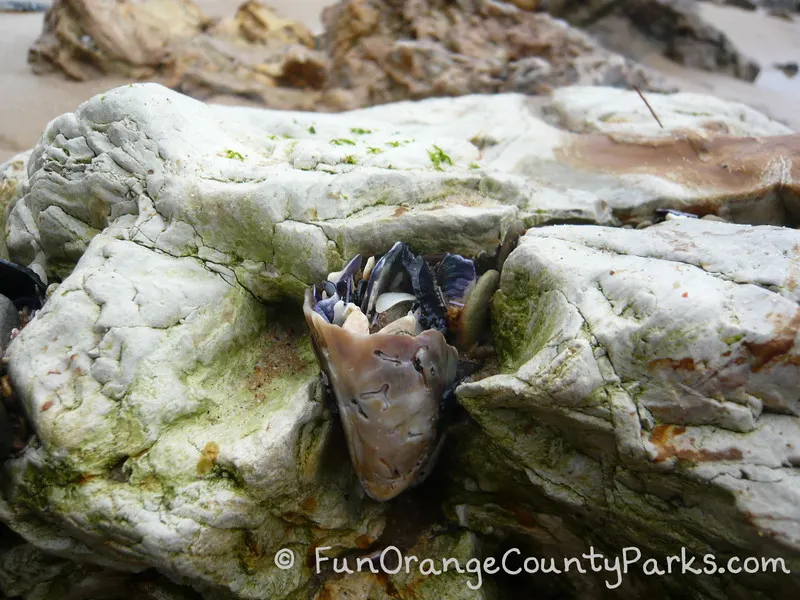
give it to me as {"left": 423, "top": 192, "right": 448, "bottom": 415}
{"left": 455, "top": 218, "right": 800, "bottom": 598}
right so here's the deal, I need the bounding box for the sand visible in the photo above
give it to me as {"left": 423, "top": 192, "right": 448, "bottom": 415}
{"left": 0, "top": 0, "right": 797, "bottom": 163}
{"left": 0, "top": 0, "right": 329, "bottom": 162}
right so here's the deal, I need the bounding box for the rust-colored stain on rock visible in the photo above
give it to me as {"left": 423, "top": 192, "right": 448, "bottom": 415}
{"left": 647, "top": 357, "right": 696, "bottom": 371}
{"left": 744, "top": 309, "right": 800, "bottom": 372}
{"left": 76, "top": 473, "right": 96, "bottom": 485}
{"left": 355, "top": 533, "right": 374, "bottom": 549}
{"left": 196, "top": 441, "right": 220, "bottom": 475}
{"left": 556, "top": 132, "right": 800, "bottom": 215}
{"left": 649, "top": 424, "right": 743, "bottom": 463}
{"left": 300, "top": 496, "right": 317, "bottom": 513}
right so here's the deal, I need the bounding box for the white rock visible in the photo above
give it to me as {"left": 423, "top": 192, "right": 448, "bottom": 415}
{"left": 459, "top": 218, "right": 800, "bottom": 579}
{"left": 2, "top": 83, "right": 799, "bottom": 598}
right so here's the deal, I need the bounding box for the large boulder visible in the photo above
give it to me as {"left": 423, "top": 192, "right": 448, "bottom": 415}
{"left": 453, "top": 217, "right": 800, "bottom": 597}
{"left": 542, "top": 0, "right": 761, "bottom": 81}
{"left": 1, "top": 83, "right": 799, "bottom": 598}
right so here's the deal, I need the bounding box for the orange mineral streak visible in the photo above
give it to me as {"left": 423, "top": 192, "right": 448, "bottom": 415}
{"left": 648, "top": 424, "right": 744, "bottom": 463}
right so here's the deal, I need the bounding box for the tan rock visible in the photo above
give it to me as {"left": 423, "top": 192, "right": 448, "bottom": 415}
{"left": 28, "top": 0, "right": 210, "bottom": 80}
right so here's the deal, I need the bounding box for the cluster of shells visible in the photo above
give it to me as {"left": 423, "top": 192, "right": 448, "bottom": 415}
{"left": 303, "top": 242, "right": 498, "bottom": 501}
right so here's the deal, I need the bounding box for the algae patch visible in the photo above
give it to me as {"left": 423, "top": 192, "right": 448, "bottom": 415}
{"left": 428, "top": 145, "right": 453, "bottom": 171}
{"left": 223, "top": 149, "right": 245, "bottom": 161}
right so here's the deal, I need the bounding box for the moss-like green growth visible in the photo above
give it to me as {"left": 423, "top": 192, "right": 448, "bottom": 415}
{"left": 349, "top": 127, "right": 373, "bottom": 135}
{"left": 224, "top": 149, "right": 245, "bottom": 161}
{"left": 330, "top": 138, "right": 356, "bottom": 146}
{"left": 469, "top": 162, "right": 480, "bottom": 169}
{"left": 367, "top": 146, "right": 383, "bottom": 154}
{"left": 386, "top": 141, "right": 402, "bottom": 148}
{"left": 491, "top": 268, "right": 557, "bottom": 370}
{"left": 343, "top": 155, "right": 357, "bottom": 165}
{"left": 428, "top": 145, "right": 453, "bottom": 171}
{"left": 308, "top": 125, "right": 316, "bottom": 134}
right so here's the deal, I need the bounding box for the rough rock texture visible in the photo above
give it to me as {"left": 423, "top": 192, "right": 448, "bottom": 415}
{"left": 0, "top": 528, "right": 203, "bottom": 600}
{"left": 317, "top": 0, "right": 670, "bottom": 109}
{"left": 28, "top": 0, "right": 672, "bottom": 109}
{"left": 28, "top": 0, "right": 210, "bottom": 80}
{"left": 452, "top": 217, "right": 800, "bottom": 597}
{"left": 0, "top": 151, "right": 31, "bottom": 261}
{"left": 1, "top": 84, "right": 800, "bottom": 598}
{"left": 168, "top": 0, "right": 329, "bottom": 107}
{"left": 541, "top": 0, "right": 761, "bottom": 80}
{"left": 0, "top": 295, "right": 18, "bottom": 354}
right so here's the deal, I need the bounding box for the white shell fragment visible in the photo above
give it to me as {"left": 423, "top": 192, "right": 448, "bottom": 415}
{"left": 378, "top": 312, "right": 420, "bottom": 336}
{"left": 375, "top": 292, "right": 417, "bottom": 314}
{"left": 342, "top": 306, "right": 370, "bottom": 335}
{"left": 362, "top": 256, "right": 376, "bottom": 281}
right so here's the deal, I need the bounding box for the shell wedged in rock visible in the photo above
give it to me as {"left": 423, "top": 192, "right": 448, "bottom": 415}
{"left": 303, "top": 242, "right": 472, "bottom": 501}
{"left": 304, "top": 289, "right": 458, "bottom": 501}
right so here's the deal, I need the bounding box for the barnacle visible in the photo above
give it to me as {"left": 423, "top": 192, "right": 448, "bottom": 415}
{"left": 303, "top": 242, "right": 480, "bottom": 501}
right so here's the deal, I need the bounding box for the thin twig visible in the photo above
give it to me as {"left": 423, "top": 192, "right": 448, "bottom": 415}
{"left": 632, "top": 84, "right": 664, "bottom": 129}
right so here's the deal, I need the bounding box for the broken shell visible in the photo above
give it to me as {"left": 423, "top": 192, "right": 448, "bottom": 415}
{"left": 304, "top": 291, "right": 457, "bottom": 501}
{"left": 303, "top": 242, "right": 477, "bottom": 501}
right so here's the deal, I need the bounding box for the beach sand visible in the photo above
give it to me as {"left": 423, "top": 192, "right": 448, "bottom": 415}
{"left": 0, "top": 0, "right": 797, "bottom": 163}
{"left": 0, "top": 0, "right": 329, "bottom": 162}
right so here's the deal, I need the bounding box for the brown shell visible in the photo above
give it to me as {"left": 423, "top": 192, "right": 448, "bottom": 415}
{"left": 303, "top": 290, "right": 458, "bottom": 501}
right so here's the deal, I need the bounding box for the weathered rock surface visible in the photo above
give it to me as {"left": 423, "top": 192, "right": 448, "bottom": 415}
{"left": 0, "top": 151, "right": 31, "bottom": 261}
{"left": 29, "top": 0, "right": 672, "bottom": 110}
{"left": 28, "top": 0, "right": 210, "bottom": 80}
{"left": 542, "top": 0, "right": 761, "bottom": 81}
{"left": 169, "top": 0, "right": 328, "bottom": 108}
{"left": 0, "top": 528, "right": 202, "bottom": 600}
{"left": 453, "top": 217, "right": 800, "bottom": 597}
{"left": 1, "top": 84, "right": 800, "bottom": 598}
{"left": 317, "top": 0, "right": 670, "bottom": 108}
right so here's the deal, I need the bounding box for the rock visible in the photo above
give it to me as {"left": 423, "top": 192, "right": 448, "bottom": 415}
{"left": 319, "top": 0, "right": 671, "bottom": 108}
{"left": 5, "top": 83, "right": 797, "bottom": 289}
{"left": 0, "top": 295, "right": 19, "bottom": 355}
{"left": 1, "top": 84, "right": 799, "bottom": 598}
{"left": 454, "top": 217, "right": 800, "bottom": 598}
{"left": 542, "top": 0, "right": 761, "bottom": 81}
{"left": 28, "top": 0, "right": 672, "bottom": 110}
{"left": 0, "top": 534, "right": 203, "bottom": 599}
{"left": 0, "top": 150, "right": 31, "bottom": 261}
{"left": 28, "top": 0, "right": 210, "bottom": 80}
{"left": 169, "top": 0, "right": 330, "bottom": 108}
{"left": 312, "top": 529, "right": 497, "bottom": 599}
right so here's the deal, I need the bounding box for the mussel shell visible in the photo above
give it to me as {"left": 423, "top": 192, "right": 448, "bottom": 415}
{"left": 436, "top": 253, "right": 476, "bottom": 306}
{"left": 304, "top": 289, "right": 458, "bottom": 501}
{"left": 0, "top": 259, "right": 46, "bottom": 311}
